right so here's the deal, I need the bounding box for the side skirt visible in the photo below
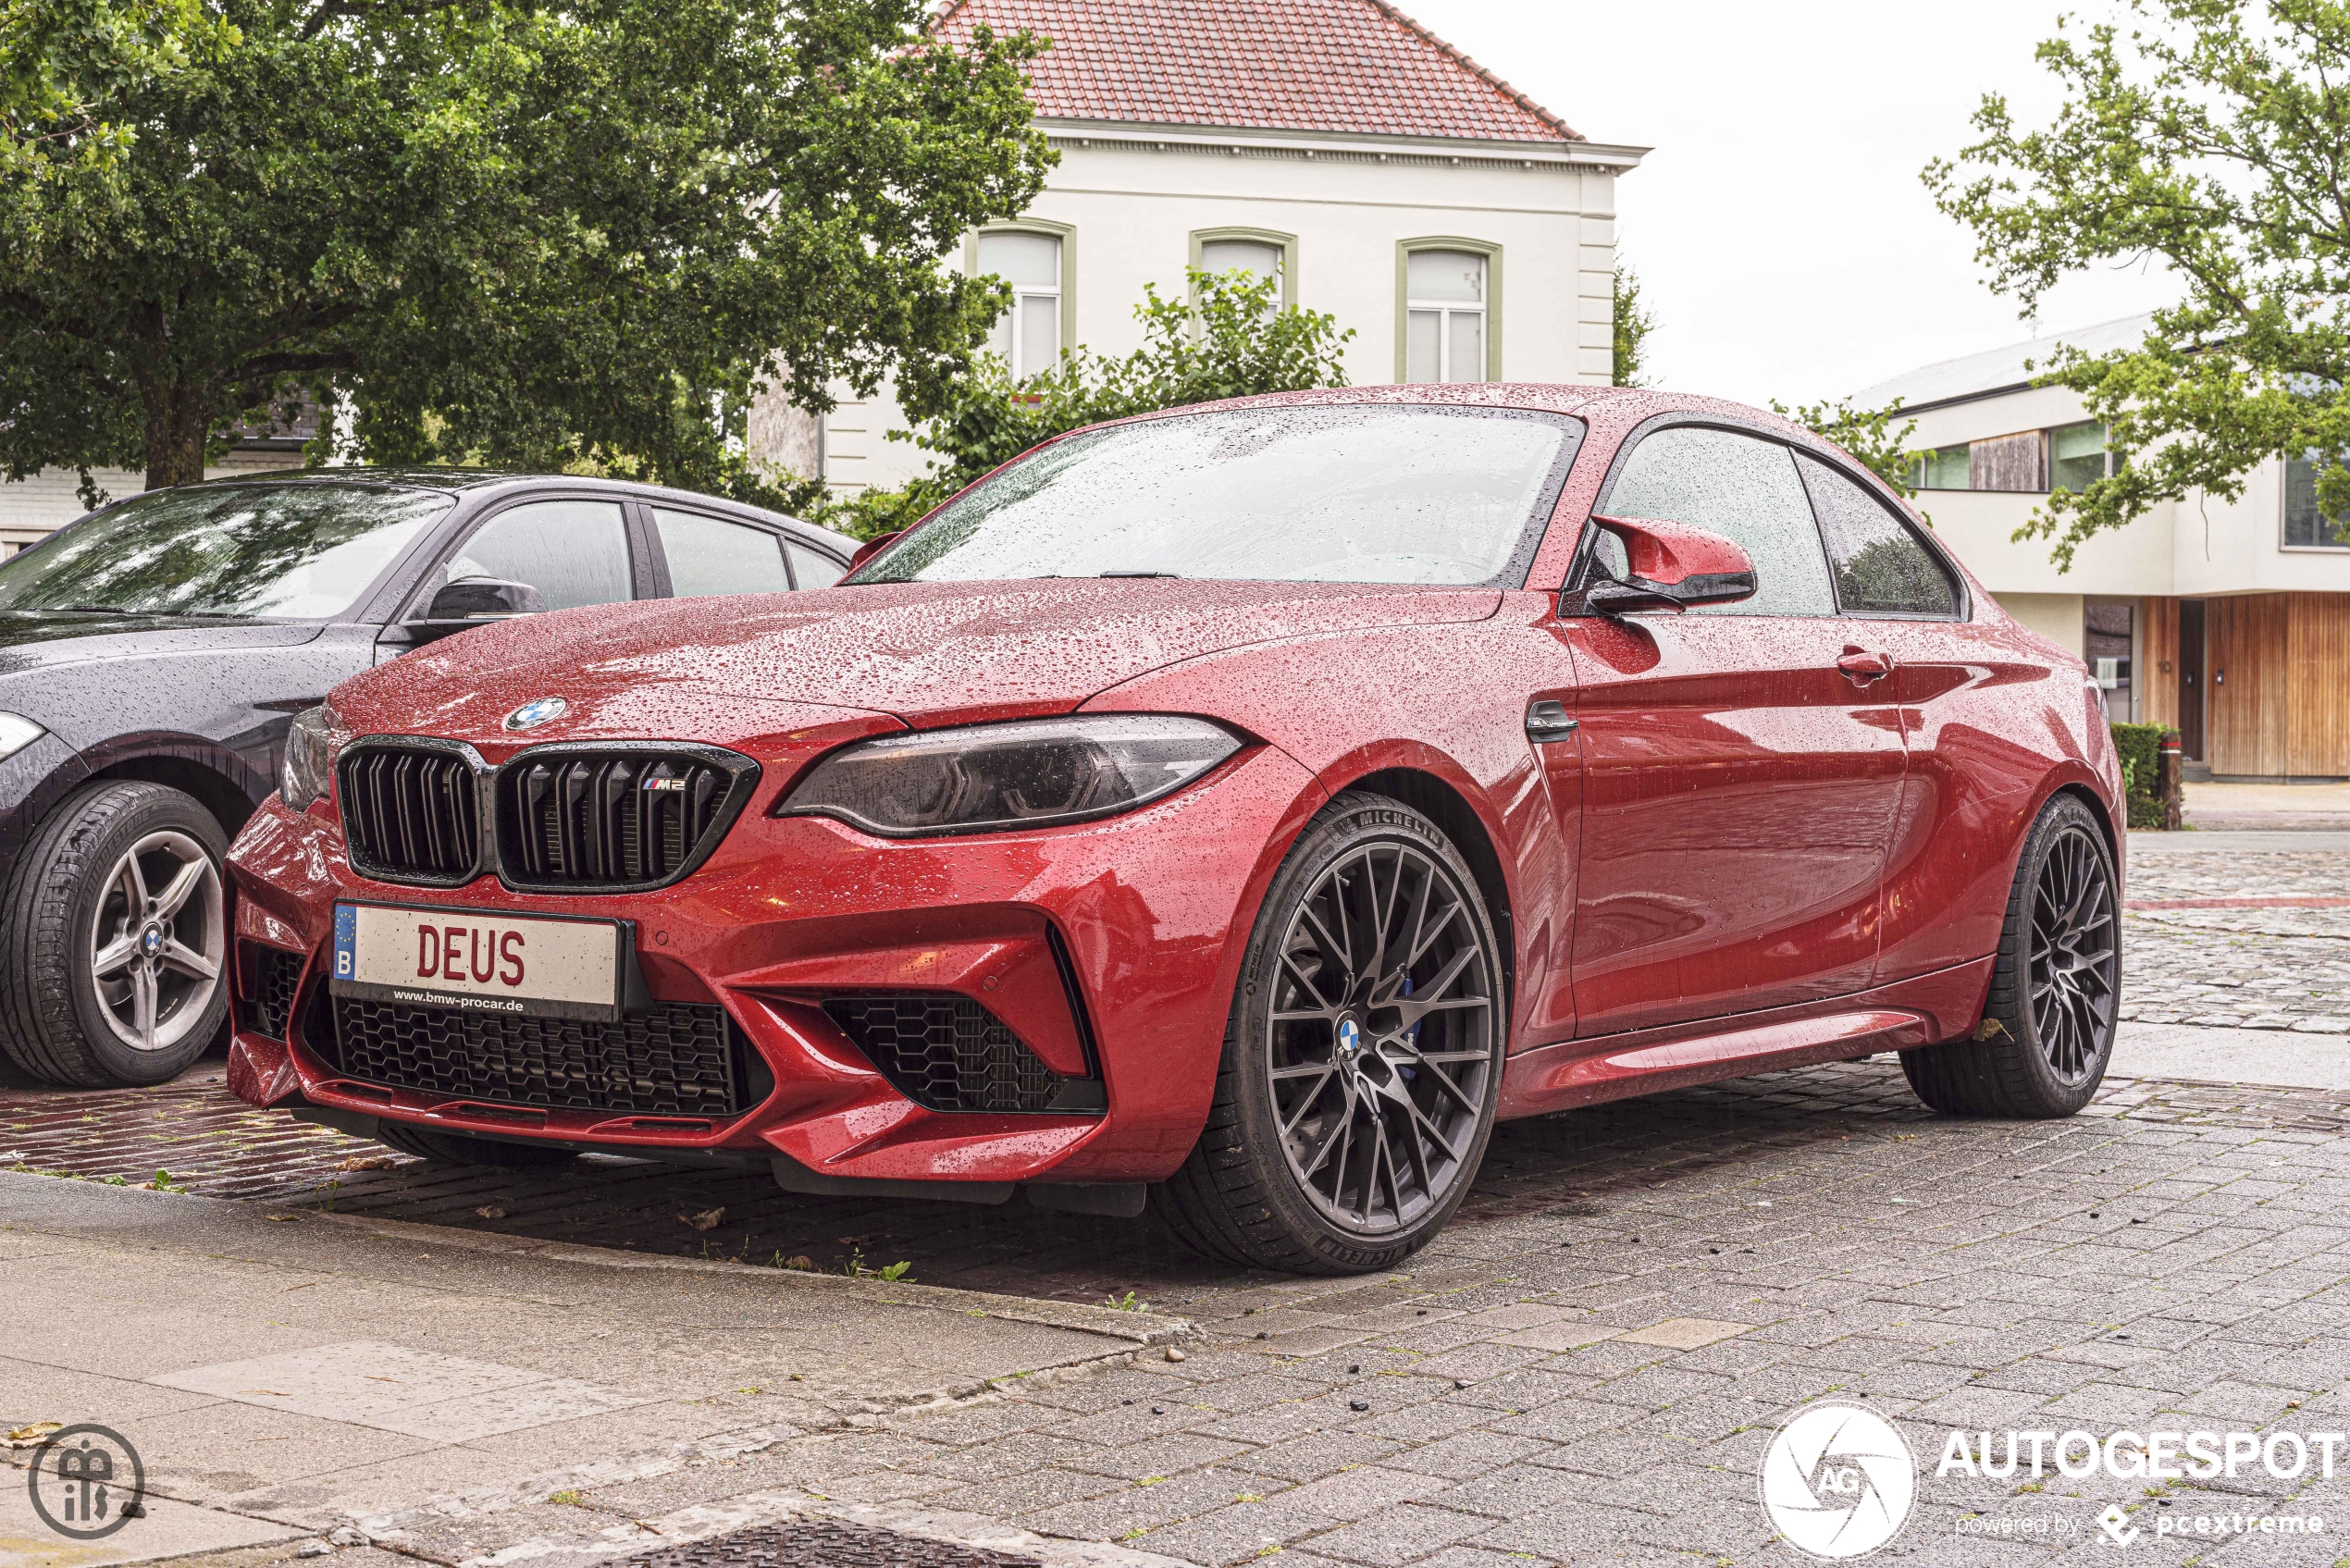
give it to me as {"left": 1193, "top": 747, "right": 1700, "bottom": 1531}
{"left": 1497, "top": 956, "right": 1995, "bottom": 1119}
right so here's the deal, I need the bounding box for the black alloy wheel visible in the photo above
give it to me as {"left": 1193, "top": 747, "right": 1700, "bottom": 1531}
{"left": 1902, "top": 793, "right": 2120, "bottom": 1117}
{"left": 1157, "top": 791, "right": 1506, "bottom": 1274}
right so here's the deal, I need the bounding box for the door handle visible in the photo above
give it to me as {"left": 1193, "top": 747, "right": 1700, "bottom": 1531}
{"left": 1526, "top": 699, "right": 1579, "bottom": 742}
{"left": 1837, "top": 648, "right": 1894, "bottom": 685}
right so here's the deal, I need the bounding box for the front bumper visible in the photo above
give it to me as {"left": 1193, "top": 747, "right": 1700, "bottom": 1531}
{"left": 224, "top": 740, "right": 1321, "bottom": 1188}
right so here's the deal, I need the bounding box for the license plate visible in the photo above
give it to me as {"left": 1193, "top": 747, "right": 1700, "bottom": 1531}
{"left": 331, "top": 903, "right": 624, "bottom": 1021}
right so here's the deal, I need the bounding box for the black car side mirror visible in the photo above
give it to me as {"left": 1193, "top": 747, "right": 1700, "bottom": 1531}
{"left": 425, "top": 578, "right": 547, "bottom": 620}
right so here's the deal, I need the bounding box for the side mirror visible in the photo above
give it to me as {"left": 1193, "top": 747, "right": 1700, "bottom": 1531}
{"left": 425, "top": 578, "right": 547, "bottom": 621}
{"left": 847, "top": 531, "right": 902, "bottom": 572}
{"left": 1565, "top": 514, "right": 1757, "bottom": 616}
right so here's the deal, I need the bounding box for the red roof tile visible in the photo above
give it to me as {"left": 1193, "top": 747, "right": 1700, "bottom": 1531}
{"left": 933, "top": 0, "right": 1580, "bottom": 143}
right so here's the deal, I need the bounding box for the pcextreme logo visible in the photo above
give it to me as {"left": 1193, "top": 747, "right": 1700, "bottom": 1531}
{"left": 1759, "top": 1404, "right": 1917, "bottom": 1560}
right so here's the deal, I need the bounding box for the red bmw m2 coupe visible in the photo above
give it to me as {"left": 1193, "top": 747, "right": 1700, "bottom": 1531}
{"left": 225, "top": 387, "right": 2123, "bottom": 1275}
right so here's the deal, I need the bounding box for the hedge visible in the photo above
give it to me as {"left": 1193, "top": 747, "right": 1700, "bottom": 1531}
{"left": 2110, "top": 720, "right": 2169, "bottom": 830}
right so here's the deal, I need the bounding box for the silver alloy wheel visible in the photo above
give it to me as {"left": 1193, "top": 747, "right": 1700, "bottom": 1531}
{"left": 88, "top": 829, "right": 224, "bottom": 1054}
{"left": 1266, "top": 840, "right": 1497, "bottom": 1234}
{"left": 2029, "top": 823, "right": 2118, "bottom": 1082}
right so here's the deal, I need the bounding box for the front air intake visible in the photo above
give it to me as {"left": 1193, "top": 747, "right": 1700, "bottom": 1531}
{"left": 495, "top": 746, "right": 757, "bottom": 892}
{"left": 339, "top": 743, "right": 483, "bottom": 884}
{"left": 822, "top": 992, "right": 1105, "bottom": 1114}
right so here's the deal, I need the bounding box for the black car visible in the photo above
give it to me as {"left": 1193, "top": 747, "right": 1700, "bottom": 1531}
{"left": 0, "top": 469, "right": 855, "bottom": 1087}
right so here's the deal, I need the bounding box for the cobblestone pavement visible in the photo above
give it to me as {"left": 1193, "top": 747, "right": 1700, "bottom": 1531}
{"left": 20, "top": 1062, "right": 2350, "bottom": 1564}
{"left": 2122, "top": 836, "right": 2350, "bottom": 1032}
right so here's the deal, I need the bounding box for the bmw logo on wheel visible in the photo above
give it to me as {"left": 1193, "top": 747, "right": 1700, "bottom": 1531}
{"left": 503, "top": 697, "right": 569, "bottom": 732}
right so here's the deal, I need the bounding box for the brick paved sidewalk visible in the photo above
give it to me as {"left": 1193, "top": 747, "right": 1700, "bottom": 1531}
{"left": 18, "top": 1058, "right": 2350, "bottom": 1565}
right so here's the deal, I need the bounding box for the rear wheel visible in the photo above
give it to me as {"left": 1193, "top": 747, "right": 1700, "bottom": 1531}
{"left": 0, "top": 782, "right": 230, "bottom": 1087}
{"left": 1156, "top": 792, "right": 1505, "bottom": 1275}
{"left": 375, "top": 1122, "right": 579, "bottom": 1168}
{"left": 1902, "top": 793, "right": 2119, "bottom": 1117}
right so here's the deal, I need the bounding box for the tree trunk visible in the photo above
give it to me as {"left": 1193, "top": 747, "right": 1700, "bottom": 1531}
{"left": 142, "top": 382, "right": 212, "bottom": 491}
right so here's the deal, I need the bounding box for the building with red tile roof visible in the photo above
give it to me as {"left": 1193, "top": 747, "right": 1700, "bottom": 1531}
{"left": 798, "top": 0, "right": 1645, "bottom": 496}
{"left": 931, "top": 0, "right": 1579, "bottom": 144}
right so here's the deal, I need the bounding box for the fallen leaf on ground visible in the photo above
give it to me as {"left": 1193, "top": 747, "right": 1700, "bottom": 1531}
{"left": 476, "top": 1205, "right": 507, "bottom": 1219}
{"left": 6, "top": 1423, "right": 62, "bottom": 1447}
{"left": 265, "top": 1214, "right": 300, "bottom": 1223}
{"left": 339, "top": 1156, "right": 395, "bottom": 1172}
{"left": 681, "top": 1208, "right": 724, "bottom": 1230}
{"left": 783, "top": 1255, "right": 814, "bottom": 1270}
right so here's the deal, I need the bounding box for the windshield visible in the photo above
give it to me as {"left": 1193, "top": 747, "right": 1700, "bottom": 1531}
{"left": 0, "top": 483, "right": 451, "bottom": 619}
{"left": 859, "top": 404, "right": 1583, "bottom": 586}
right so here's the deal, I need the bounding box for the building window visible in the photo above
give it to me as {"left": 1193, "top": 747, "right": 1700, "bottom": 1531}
{"left": 2285, "top": 453, "right": 2350, "bottom": 547}
{"left": 1191, "top": 228, "right": 1296, "bottom": 318}
{"left": 1404, "top": 250, "right": 1488, "bottom": 384}
{"left": 2049, "top": 421, "right": 2110, "bottom": 493}
{"left": 975, "top": 229, "right": 1063, "bottom": 381}
{"left": 2085, "top": 599, "right": 2134, "bottom": 717}
{"left": 1908, "top": 445, "right": 1971, "bottom": 490}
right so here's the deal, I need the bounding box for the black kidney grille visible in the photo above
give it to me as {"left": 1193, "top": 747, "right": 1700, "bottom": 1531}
{"left": 327, "top": 995, "right": 744, "bottom": 1116}
{"left": 823, "top": 992, "right": 1084, "bottom": 1113}
{"left": 501, "top": 753, "right": 735, "bottom": 886}
{"left": 340, "top": 747, "right": 479, "bottom": 880}
{"left": 241, "top": 944, "right": 304, "bottom": 1042}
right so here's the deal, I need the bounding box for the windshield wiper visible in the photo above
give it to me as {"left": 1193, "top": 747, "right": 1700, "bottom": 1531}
{"left": 48, "top": 604, "right": 136, "bottom": 614}
{"left": 1097, "top": 570, "right": 1180, "bottom": 579}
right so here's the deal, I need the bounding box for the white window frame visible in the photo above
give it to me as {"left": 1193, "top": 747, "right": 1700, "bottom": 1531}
{"left": 1395, "top": 239, "right": 1502, "bottom": 385}
{"left": 968, "top": 221, "right": 1074, "bottom": 382}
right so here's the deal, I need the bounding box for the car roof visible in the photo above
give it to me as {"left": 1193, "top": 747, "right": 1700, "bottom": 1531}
{"left": 168, "top": 467, "right": 859, "bottom": 556}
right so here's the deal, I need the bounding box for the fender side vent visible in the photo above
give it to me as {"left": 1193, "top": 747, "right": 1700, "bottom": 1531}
{"left": 822, "top": 992, "right": 1103, "bottom": 1115}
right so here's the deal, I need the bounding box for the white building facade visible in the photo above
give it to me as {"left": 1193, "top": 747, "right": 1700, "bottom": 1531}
{"left": 1860, "top": 315, "right": 2350, "bottom": 780}
{"left": 815, "top": 0, "right": 1644, "bottom": 495}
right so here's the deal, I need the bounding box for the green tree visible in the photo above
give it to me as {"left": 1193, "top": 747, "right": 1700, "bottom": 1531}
{"left": 0, "top": 0, "right": 1053, "bottom": 503}
{"left": 0, "top": 0, "right": 234, "bottom": 177}
{"left": 813, "top": 265, "right": 1354, "bottom": 537}
{"left": 1769, "top": 396, "right": 1922, "bottom": 499}
{"left": 1612, "top": 263, "right": 1656, "bottom": 388}
{"left": 1926, "top": 0, "right": 2350, "bottom": 566}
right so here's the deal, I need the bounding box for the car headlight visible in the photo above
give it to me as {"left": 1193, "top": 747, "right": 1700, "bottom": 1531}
{"left": 0, "top": 711, "right": 43, "bottom": 763}
{"left": 281, "top": 704, "right": 347, "bottom": 813}
{"left": 780, "top": 714, "right": 1242, "bottom": 837}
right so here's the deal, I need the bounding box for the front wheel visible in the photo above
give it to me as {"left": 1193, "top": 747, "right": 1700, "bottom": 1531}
{"left": 1902, "top": 793, "right": 2120, "bottom": 1117}
{"left": 1156, "top": 791, "right": 1506, "bottom": 1275}
{"left": 0, "top": 781, "right": 230, "bottom": 1087}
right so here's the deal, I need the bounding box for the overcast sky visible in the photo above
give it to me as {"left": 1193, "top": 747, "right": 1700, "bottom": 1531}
{"left": 1403, "top": 0, "right": 2180, "bottom": 408}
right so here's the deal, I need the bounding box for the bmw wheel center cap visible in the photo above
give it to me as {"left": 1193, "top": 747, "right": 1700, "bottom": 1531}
{"left": 1337, "top": 1019, "right": 1361, "bottom": 1057}
{"left": 503, "top": 697, "right": 569, "bottom": 732}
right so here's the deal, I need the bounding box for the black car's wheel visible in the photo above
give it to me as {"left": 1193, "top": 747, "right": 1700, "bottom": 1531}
{"left": 375, "top": 1121, "right": 580, "bottom": 1168}
{"left": 1902, "top": 793, "right": 2120, "bottom": 1118}
{"left": 0, "top": 781, "right": 230, "bottom": 1088}
{"left": 1156, "top": 791, "right": 1505, "bottom": 1275}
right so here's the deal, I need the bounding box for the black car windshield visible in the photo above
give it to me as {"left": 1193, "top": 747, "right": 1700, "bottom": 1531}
{"left": 858, "top": 404, "right": 1584, "bottom": 586}
{"left": 0, "top": 483, "right": 451, "bottom": 619}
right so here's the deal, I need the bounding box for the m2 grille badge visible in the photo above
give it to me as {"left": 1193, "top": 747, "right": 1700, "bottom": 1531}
{"left": 503, "top": 698, "right": 569, "bottom": 733}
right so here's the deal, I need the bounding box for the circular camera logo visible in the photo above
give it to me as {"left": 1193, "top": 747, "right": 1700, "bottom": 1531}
{"left": 26, "top": 1425, "right": 145, "bottom": 1540}
{"left": 1760, "top": 1403, "right": 1914, "bottom": 1559}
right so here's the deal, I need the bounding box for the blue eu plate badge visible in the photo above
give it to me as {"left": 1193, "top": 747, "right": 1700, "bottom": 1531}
{"left": 333, "top": 904, "right": 358, "bottom": 980}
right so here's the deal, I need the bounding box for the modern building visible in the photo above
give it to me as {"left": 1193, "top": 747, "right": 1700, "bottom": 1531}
{"left": 783, "top": 0, "right": 1645, "bottom": 495}
{"left": 1858, "top": 314, "right": 2350, "bottom": 781}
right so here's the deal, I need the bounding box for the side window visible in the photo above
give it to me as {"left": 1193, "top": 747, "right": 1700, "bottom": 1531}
{"left": 786, "top": 540, "right": 845, "bottom": 588}
{"left": 1597, "top": 426, "right": 1835, "bottom": 616}
{"left": 1795, "top": 453, "right": 1960, "bottom": 618}
{"left": 652, "top": 508, "right": 789, "bottom": 598}
{"left": 437, "top": 500, "right": 632, "bottom": 612}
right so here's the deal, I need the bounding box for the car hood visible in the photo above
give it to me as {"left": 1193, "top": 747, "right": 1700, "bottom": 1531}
{"left": 0, "top": 611, "right": 323, "bottom": 678}
{"left": 335, "top": 579, "right": 1503, "bottom": 743}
